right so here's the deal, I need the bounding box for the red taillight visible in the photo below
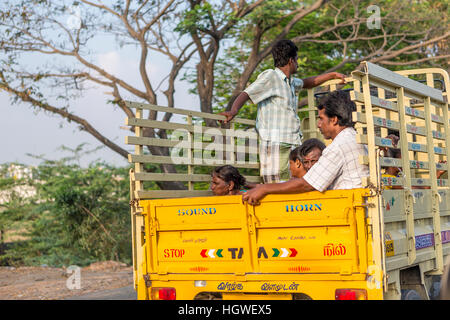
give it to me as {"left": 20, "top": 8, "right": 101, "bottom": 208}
{"left": 151, "top": 287, "right": 176, "bottom": 300}
{"left": 335, "top": 289, "right": 367, "bottom": 300}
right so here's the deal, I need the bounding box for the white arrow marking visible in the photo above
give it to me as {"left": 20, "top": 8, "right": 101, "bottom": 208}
{"left": 208, "top": 249, "right": 216, "bottom": 258}
{"left": 280, "top": 248, "right": 289, "bottom": 258}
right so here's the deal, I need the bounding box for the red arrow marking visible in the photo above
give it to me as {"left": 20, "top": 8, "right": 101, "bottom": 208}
{"left": 290, "top": 248, "right": 297, "bottom": 257}
{"left": 200, "top": 249, "right": 208, "bottom": 258}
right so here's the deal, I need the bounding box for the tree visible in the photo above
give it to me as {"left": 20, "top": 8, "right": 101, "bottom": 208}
{"left": 0, "top": 0, "right": 192, "bottom": 189}
{"left": 177, "top": 0, "right": 330, "bottom": 123}
{"left": 211, "top": 0, "right": 449, "bottom": 112}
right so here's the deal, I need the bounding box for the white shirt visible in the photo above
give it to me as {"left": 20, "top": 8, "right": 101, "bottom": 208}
{"left": 303, "top": 127, "right": 369, "bottom": 191}
{"left": 244, "top": 68, "right": 303, "bottom": 145}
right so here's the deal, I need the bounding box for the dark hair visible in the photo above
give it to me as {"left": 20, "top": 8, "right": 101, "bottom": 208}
{"left": 384, "top": 134, "right": 401, "bottom": 158}
{"left": 289, "top": 139, "right": 326, "bottom": 161}
{"left": 289, "top": 146, "right": 302, "bottom": 161}
{"left": 299, "top": 138, "right": 326, "bottom": 158}
{"left": 212, "top": 165, "right": 246, "bottom": 190}
{"left": 271, "top": 40, "right": 298, "bottom": 68}
{"left": 317, "top": 90, "right": 356, "bottom": 127}
{"left": 385, "top": 147, "right": 401, "bottom": 159}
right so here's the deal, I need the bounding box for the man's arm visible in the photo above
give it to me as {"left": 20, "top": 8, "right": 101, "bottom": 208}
{"left": 242, "top": 177, "right": 315, "bottom": 205}
{"left": 244, "top": 182, "right": 260, "bottom": 189}
{"left": 219, "top": 92, "right": 250, "bottom": 124}
{"left": 302, "top": 72, "right": 346, "bottom": 89}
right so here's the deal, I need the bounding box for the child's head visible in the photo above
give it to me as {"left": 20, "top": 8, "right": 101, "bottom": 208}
{"left": 289, "top": 146, "right": 306, "bottom": 179}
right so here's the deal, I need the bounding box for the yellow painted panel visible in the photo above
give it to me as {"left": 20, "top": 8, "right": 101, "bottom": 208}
{"left": 155, "top": 202, "right": 246, "bottom": 230}
{"left": 254, "top": 196, "right": 351, "bottom": 226}
{"left": 256, "top": 226, "right": 357, "bottom": 274}
{"left": 156, "top": 229, "right": 247, "bottom": 274}
{"left": 385, "top": 240, "right": 395, "bottom": 257}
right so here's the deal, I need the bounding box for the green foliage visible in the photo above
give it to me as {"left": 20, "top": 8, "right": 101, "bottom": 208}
{"left": 211, "top": 0, "right": 448, "bottom": 120}
{"left": 176, "top": 2, "right": 217, "bottom": 34}
{"left": 0, "top": 159, "right": 132, "bottom": 267}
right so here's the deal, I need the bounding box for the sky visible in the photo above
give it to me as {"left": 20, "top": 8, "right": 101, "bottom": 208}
{"left": 0, "top": 36, "right": 200, "bottom": 168}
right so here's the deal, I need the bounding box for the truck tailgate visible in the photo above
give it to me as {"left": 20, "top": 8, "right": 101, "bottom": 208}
{"left": 144, "top": 189, "right": 369, "bottom": 276}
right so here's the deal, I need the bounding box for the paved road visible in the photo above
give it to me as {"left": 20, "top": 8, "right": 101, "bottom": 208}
{"left": 66, "top": 285, "right": 136, "bottom": 300}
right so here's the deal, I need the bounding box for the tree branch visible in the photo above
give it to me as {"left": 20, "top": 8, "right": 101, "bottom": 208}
{"left": 0, "top": 74, "right": 128, "bottom": 159}
{"left": 379, "top": 54, "right": 450, "bottom": 66}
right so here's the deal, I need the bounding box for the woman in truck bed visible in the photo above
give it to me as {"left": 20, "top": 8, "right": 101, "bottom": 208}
{"left": 210, "top": 165, "right": 247, "bottom": 196}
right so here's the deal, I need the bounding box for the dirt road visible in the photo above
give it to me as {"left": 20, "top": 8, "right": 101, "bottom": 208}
{"left": 0, "top": 261, "right": 136, "bottom": 300}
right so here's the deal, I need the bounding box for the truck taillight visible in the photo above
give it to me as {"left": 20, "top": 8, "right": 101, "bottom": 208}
{"left": 151, "top": 287, "right": 176, "bottom": 300}
{"left": 335, "top": 289, "right": 367, "bottom": 300}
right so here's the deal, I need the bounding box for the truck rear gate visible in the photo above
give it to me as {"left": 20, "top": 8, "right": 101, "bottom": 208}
{"left": 141, "top": 189, "right": 382, "bottom": 299}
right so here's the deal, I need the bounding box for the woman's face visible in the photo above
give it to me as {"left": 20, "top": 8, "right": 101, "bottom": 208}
{"left": 211, "top": 174, "right": 233, "bottom": 196}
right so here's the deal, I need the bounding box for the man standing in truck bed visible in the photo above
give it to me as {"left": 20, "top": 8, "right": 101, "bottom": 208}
{"left": 242, "top": 90, "right": 369, "bottom": 205}
{"left": 220, "top": 39, "right": 345, "bottom": 183}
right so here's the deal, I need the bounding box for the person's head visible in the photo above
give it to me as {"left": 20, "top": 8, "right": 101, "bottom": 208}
{"left": 383, "top": 134, "right": 402, "bottom": 176}
{"left": 272, "top": 39, "right": 298, "bottom": 73}
{"left": 385, "top": 134, "right": 400, "bottom": 148}
{"left": 299, "top": 138, "right": 326, "bottom": 171}
{"left": 288, "top": 139, "right": 326, "bottom": 178}
{"left": 211, "top": 165, "right": 246, "bottom": 196}
{"left": 317, "top": 90, "right": 356, "bottom": 140}
{"left": 289, "top": 147, "right": 306, "bottom": 179}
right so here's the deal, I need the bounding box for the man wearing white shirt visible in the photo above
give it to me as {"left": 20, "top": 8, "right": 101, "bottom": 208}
{"left": 220, "top": 40, "right": 345, "bottom": 183}
{"left": 242, "top": 90, "right": 369, "bottom": 205}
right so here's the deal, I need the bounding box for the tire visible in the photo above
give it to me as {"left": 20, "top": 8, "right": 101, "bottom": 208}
{"left": 401, "top": 289, "right": 422, "bottom": 300}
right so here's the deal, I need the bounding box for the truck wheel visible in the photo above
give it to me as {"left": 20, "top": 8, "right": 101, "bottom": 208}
{"left": 401, "top": 289, "right": 422, "bottom": 300}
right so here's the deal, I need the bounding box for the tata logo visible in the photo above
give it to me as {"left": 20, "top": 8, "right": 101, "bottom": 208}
{"left": 285, "top": 203, "right": 322, "bottom": 213}
{"left": 178, "top": 207, "right": 216, "bottom": 216}
{"left": 257, "top": 247, "right": 297, "bottom": 258}
{"left": 201, "top": 248, "right": 243, "bottom": 259}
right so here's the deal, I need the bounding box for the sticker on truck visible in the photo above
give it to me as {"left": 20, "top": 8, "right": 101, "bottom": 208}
{"left": 257, "top": 247, "right": 298, "bottom": 258}
{"left": 200, "top": 248, "right": 244, "bottom": 259}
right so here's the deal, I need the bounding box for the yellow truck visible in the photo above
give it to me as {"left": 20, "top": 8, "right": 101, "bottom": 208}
{"left": 126, "top": 62, "right": 450, "bottom": 300}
